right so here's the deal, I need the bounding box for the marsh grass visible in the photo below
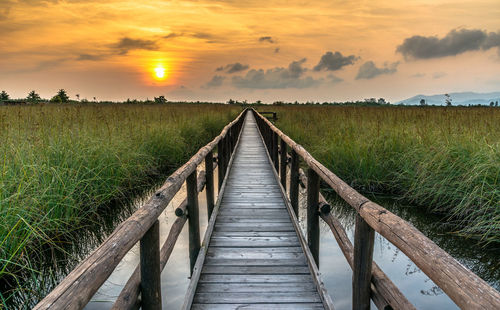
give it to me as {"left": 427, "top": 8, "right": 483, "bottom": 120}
{"left": 265, "top": 106, "right": 499, "bottom": 244}
{"left": 0, "top": 104, "right": 240, "bottom": 305}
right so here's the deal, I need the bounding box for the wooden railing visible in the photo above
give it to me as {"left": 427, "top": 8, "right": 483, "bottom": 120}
{"left": 34, "top": 109, "right": 248, "bottom": 310}
{"left": 252, "top": 109, "right": 500, "bottom": 310}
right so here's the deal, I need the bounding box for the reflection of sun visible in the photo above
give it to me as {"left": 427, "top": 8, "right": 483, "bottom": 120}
{"left": 153, "top": 65, "right": 167, "bottom": 80}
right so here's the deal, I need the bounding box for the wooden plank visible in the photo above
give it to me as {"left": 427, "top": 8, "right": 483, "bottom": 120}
{"left": 213, "top": 231, "right": 298, "bottom": 237}
{"left": 192, "top": 303, "right": 324, "bottom": 310}
{"left": 199, "top": 274, "right": 314, "bottom": 283}
{"left": 196, "top": 282, "right": 317, "bottom": 293}
{"left": 201, "top": 266, "right": 310, "bottom": 275}
{"left": 214, "top": 223, "right": 295, "bottom": 232}
{"left": 203, "top": 258, "right": 307, "bottom": 267}
{"left": 194, "top": 292, "right": 322, "bottom": 304}
{"left": 206, "top": 250, "right": 304, "bottom": 260}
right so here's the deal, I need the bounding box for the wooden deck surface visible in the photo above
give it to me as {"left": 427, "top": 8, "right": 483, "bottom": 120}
{"left": 189, "top": 113, "right": 326, "bottom": 309}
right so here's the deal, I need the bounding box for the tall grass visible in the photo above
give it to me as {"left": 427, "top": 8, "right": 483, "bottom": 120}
{"left": 266, "top": 106, "right": 499, "bottom": 244}
{"left": 0, "top": 104, "right": 240, "bottom": 304}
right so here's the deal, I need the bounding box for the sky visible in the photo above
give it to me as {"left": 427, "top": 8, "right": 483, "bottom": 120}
{"left": 0, "top": 0, "right": 499, "bottom": 103}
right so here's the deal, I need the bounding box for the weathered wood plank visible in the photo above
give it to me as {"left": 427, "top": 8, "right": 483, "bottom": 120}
{"left": 196, "top": 282, "right": 317, "bottom": 293}
{"left": 191, "top": 303, "right": 325, "bottom": 310}
{"left": 201, "top": 266, "right": 310, "bottom": 275}
{"left": 203, "top": 258, "right": 307, "bottom": 266}
{"left": 194, "top": 292, "right": 322, "bottom": 303}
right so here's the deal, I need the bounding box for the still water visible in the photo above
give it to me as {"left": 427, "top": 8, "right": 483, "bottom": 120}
{"left": 84, "top": 165, "right": 499, "bottom": 310}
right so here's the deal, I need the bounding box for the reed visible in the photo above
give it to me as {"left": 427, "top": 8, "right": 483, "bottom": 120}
{"left": 265, "top": 105, "right": 499, "bottom": 244}
{"left": 0, "top": 103, "right": 240, "bottom": 305}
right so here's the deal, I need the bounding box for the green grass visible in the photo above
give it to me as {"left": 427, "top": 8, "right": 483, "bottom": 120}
{"left": 0, "top": 103, "right": 240, "bottom": 304}
{"left": 264, "top": 106, "right": 499, "bottom": 244}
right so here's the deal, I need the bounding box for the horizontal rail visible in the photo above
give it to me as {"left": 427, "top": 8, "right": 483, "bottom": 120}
{"left": 252, "top": 109, "right": 500, "bottom": 309}
{"left": 34, "top": 109, "right": 248, "bottom": 310}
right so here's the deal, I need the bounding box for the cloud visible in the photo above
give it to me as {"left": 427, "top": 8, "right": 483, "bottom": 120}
{"left": 232, "top": 58, "right": 321, "bottom": 89}
{"left": 77, "top": 53, "right": 104, "bottom": 61}
{"left": 164, "top": 32, "right": 181, "bottom": 39}
{"left": 112, "top": 37, "right": 158, "bottom": 55}
{"left": 313, "top": 51, "right": 358, "bottom": 71}
{"left": 355, "top": 61, "right": 399, "bottom": 80}
{"left": 327, "top": 74, "right": 343, "bottom": 84}
{"left": 203, "top": 75, "right": 225, "bottom": 88}
{"left": 274, "top": 47, "right": 280, "bottom": 53}
{"left": 259, "top": 36, "right": 275, "bottom": 43}
{"left": 215, "top": 62, "right": 250, "bottom": 74}
{"left": 411, "top": 73, "right": 426, "bottom": 78}
{"left": 396, "top": 28, "right": 500, "bottom": 59}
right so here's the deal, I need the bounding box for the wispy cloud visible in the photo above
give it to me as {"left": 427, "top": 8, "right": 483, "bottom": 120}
{"left": 111, "top": 37, "right": 158, "bottom": 55}
{"left": 259, "top": 36, "right": 275, "bottom": 44}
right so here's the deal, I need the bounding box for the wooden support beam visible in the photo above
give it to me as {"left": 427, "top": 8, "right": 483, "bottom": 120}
{"left": 205, "top": 152, "right": 215, "bottom": 219}
{"left": 353, "top": 214, "right": 375, "bottom": 310}
{"left": 187, "top": 170, "right": 201, "bottom": 275}
{"left": 140, "top": 220, "right": 162, "bottom": 310}
{"left": 217, "top": 140, "right": 224, "bottom": 190}
{"left": 290, "top": 150, "right": 299, "bottom": 216}
{"left": 306, "top": 168, "right": 320, "bottom": 266}
{"left": 280, "top": 139, "right": 287, "bottom": 188}
{"left": 272, "top": 131, "right": 279, "bottom": 172}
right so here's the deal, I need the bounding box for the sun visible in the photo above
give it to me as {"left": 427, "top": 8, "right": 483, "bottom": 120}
{"left": 154, "top": 66, "right": 166, "bottom": 80}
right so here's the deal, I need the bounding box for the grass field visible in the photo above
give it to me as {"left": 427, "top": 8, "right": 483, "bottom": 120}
{"left": 263, "top": 106, "right": 499, "bottom": 244}
{"left": 0, "top": 103, "right": 240, "bottom": 304}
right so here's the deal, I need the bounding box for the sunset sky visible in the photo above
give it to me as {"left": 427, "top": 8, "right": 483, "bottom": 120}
{"left": 1, "top": 0, "right": 499, "bottom": 103}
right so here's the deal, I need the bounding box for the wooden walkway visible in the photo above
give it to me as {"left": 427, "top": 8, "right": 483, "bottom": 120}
{"left": 188, "top": 113, "right": 327, "bottom": 309}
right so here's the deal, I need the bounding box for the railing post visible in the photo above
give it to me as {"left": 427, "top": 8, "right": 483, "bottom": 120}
{"left": 272, "top": 131, "right": 279, "bottom": 172}
{"left": 224, "top": 134, "right": 230, "bottom": 173}
{"left": 353, "top": 214, "right": 375, "bottom": 310}
{"left": 217, "top": 140, "right": 224, "bottom": 190}
{"left": 280, "top": 138, "right": 287, "bottom": 188}
{"left": 290, "top": 150, "right": 299, "bottom": 216}
{"left": 186, "top": 170, "right": 201, "bottom": 275}
{"left": 205, "top": 151, "right": 215, "bottom": 219}
{"left": 307, "top": 168, "right": 320, "bottom": 266}
{"left": 140, "top": 220, "right": 161, "bottom": 310}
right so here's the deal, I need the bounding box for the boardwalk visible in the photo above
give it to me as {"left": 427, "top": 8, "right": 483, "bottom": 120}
{"left": 189, "top": 113, "right": 326, "bottom": 309}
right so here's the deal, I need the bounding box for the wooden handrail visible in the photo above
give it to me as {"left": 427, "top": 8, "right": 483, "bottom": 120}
{"left": 252, "top": 109, "right": 500, "bottom": 309}
{"left": 34, "top": 109, "right": 248, "bottom": 310}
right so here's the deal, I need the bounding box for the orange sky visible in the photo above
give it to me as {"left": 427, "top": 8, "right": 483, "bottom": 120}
{"left": 0, "top": 0, "right": 499, "bottom": 103}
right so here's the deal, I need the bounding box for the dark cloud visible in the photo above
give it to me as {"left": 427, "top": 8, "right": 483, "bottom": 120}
{"left": 313, "top": 51, "right": 358, "bottom": 71}
{"left": 274, "top": 47, "right": 280, "bottom": 53}
{"left": 203, "top": 75, "right": 225, "bottom": 88}
{"left": 259, "top": 36, "right": 275, "bottom": 44}
{"left": 355, "top": 61, "right": 398, "bottom": 80}
{"left": 77, "top": 54, "right": 103, "bottom": 61}
{"left": 396, "top": 29, "right": 500, "bottom": 59}
{"left": 216, "top": 62, "right": 250, "bottom": 74}
{"left": 192, "top": 32, "right": 214, "bottom": 39}
{"left": 112, "top": 37, "right": 158, "bottom": 55}
{"left": 232, "top": 58, "right": 321, "bottom": 89}
{"left": 164, "top": 32, "right": 181, "bottom": 39}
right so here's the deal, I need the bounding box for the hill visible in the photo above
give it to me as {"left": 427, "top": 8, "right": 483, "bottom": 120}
{"left": 395, "top": 91, "right": 500, "bottom": 106}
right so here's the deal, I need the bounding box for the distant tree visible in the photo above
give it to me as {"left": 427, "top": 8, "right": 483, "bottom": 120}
{"left": 496, "top": 101, "right": 499, "bottom": 107}
{"left": 444, "top": 93, "right": 452, "bottom": 106}
{"left": 0, "top": 90, "right": 9, "bottom": 100}
{"left": 154, "top": 95, "right": 167, "bottom": 103}
{"left": 50, "top": 89, "right": 69, "bottom": 103}
{"left": 227, "top": 99, "right": 236, "bottom": 105}
{"left": 27, "top": 90, "right": 41, "bottom": 102}
{"left": 255, "top": 100, "right": 262, "bottom": 105}
{"left": 377, "top": 98, "right": 387, "bottom": 105}
{"left": 490, "top": 101, "right": 495, "bottom": 107}
{"left": 76, "top": 94, "right": 80, "bottom": 101}
{"left": 50, "top": 95, "right": 63, "bottom": 103}
{"left": 420, "top": 99, "right": 426, "bottom": 106}
{"left": 93, "top": 96, "right": 97, "bottom": 102}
